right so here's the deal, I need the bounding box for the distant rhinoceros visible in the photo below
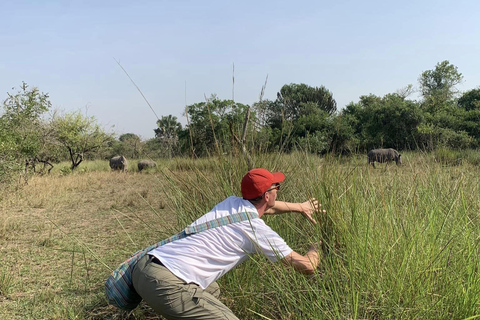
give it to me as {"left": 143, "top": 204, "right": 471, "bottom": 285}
{"left": 109, "top": 155, "right": 128, "bottom": 172}
{"left": 138, "top": 160, "right": 157, "bottom": 172}
{"left": 367, "top": 148, "right": 401, "bottom": 168}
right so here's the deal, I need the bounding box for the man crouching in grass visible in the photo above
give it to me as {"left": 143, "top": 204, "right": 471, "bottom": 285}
{"left": 132, "top": 168, "right": 325, "bottom": 319}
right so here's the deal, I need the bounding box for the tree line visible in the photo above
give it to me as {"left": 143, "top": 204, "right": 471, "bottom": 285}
{"left": 156, "top": 60, "right": 480, "bottom": 157}
{"left": 1, "top": 60, "right": 479, "bottom": 181}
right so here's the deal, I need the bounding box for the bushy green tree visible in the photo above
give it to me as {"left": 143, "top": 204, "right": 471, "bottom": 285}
{"left": 292, "top": 103, "right": 333, "bottom": 154}
{"left": 253, "top": 84, "right": 337, "bottom": 154}
{"left": 419, "top": 60, "right": 463, "bottom": 108}
{"left": 143, "top": 137, "right": 163, "bottom": 158}
{"left": 418, "top": 106, "right": 477, "bottom": 150}
{"left": 0, "top": 83, "right": 52, "bottom": 159}
{"left": 252, "top": 99, "right": 291, "bottom": 152}
{"left": 458, "top": 88, "right": 480, "bottom": 111}
{"left": 328, "top": 114, "right": 359, "bottom": 154}
{"left": 0, "top": 83, "right": 55, "bottom": 181}
{"left": 51, "top": 111, "right": 113, "bottom": 170}
{"left": 342, "top": 94, "right": 423, "bottom": 151}
{"left": 278, "top": 83, "right": 337, "bottom": 117}
{"left": 462, "top": 109, "right": 480, "bottom": 144}
{"left": 183, "top": 95, "right": 251, "bottom": 157}
{"left": 118, "top": 133, "right": 143, "bottom": 159}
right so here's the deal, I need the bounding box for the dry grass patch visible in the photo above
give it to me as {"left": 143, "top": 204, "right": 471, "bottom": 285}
{"left": 0, "top": 170, "right": 176, "bottom": 319}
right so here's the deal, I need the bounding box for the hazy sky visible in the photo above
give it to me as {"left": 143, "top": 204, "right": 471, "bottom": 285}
{"left": 1, "top": 0, "right": 479, "bottom": 139}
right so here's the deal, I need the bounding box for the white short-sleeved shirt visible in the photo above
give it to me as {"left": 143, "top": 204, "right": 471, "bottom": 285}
{"left": 148, "top": 196, "right": 293, "bottom": 289}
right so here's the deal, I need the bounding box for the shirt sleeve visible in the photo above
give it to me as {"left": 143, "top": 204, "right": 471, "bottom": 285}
{"left": 241, "top": 219, "right": 293, "bottom": 262}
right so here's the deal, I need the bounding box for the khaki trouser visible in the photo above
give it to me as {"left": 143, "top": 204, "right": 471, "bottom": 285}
{"left": 132, "top": 255, "right": 239, "bottom": 320}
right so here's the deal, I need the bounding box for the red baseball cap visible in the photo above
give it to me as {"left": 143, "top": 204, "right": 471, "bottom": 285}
{"left": 241, "top": 168, "right": 285, "bottom": 200}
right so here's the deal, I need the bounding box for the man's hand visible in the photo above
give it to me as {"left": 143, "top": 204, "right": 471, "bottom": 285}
{"left": 283, "top": 240, "right": 323, "bottom": 275}
{"left": 300, "top": 198, "right": 326, "bottom": 225}
{"left": 308, "top": 240, "right": 323, "bottom": 253}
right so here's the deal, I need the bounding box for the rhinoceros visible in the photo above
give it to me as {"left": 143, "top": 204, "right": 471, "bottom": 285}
{"left": 367, "top": 148, "right": 401, "bottom": 168}
{"left": 109, "top": 155, "right": 128, "bottom": 172}
{"left": 138, "top": 160, "right": 157, "bottom": 172}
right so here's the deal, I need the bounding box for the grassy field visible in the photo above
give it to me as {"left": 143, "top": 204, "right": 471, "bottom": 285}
{"left": 1, "top": 152, "right": 479, "bottom": 319}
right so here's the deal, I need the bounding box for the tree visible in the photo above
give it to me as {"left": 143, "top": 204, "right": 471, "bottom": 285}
{"left": 119, "top": 133, "right": 140, "bottom": 142}
{"left": 117, "top": 133, "right": 142, "bottom": 159}
{"left": 251, "top": 84, "right": 337, "bottom": 153}
{"left": 277, "top": 83, "right": 337, "bottom": 118}
{"left": 155, "top": 115, "right": 182, "bottom": 140}
{"left": 2, "top": 82, "right": 51, "bottom": 124}
{"left": 458, "top": 88, "right": 480, "bottom": 111}
{"left": 154, "top": 115, "right": 182, "bottom": 158}
{"left": 419, "top": 60, "right": 463, "bottom": 105}
{"left": 0, "top": 82, "right": 52, "bottom": 158}
{"left": 184, "top": 96, "right": 251, "bottom": 157}
{"left": 252, "top": 99, "right": 282, "bottom": 128}
{"left": 52, "top": 111, "right": 113, "bottom": 170}
{"left": 342, "top": 94, "right": 423, "bottom": 151}
{"left": 0, "top": 82, "right": 54, "bottom": 180}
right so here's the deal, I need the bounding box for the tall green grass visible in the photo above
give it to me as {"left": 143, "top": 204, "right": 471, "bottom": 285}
{"left": 159, "top": 151, "right": 480, "bottom": 319}
{"left": 2, "top": 151, "right": 479, "bottom": 319}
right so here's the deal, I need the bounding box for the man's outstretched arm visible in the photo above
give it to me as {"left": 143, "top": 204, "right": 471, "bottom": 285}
{"left": 263, "top": 198, "right": 325, "bottom": 224}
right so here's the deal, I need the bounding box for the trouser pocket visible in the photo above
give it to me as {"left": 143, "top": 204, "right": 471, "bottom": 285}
{"left": 189, "top": 284, "right": 203, "bottom": 306}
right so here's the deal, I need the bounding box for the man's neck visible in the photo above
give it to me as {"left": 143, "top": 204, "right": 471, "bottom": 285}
{"left": 254, "top": 202, "right": 269, "bottom": 218}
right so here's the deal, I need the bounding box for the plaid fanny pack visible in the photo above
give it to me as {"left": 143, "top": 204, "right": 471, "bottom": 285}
{"left": 105, "top": 211, "right": 258, "bottom": 311}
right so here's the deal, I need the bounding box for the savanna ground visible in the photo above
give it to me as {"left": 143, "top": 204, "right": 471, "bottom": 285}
{"left": 1, "top": 152, "right": 480, "bottom": 320}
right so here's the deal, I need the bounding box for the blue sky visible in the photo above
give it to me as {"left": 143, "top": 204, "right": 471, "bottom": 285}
{"left": 1, "top": 0, "right": 479, "bottom": 139}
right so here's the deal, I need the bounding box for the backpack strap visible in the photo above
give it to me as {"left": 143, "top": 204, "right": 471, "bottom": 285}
{"left": 134, "top": 211, "right": 259, "bottom": 256}
{"left": 185, "top": 210, "right": 258, "bottom": 234}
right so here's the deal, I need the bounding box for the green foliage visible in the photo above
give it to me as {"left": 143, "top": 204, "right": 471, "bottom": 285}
{"left": 154, "top": 115, "right": 182, "bottom": 158}
{"left": 118, "top": 133, "right": 138, "bottom": 142}
{"left": 252, "top": 99, "right": 282, "bottom": 128}
{"left": 0, "top": 83, "right": 54, "bottom": 184}
{"left": 296, "top": 131, "right": 330, "bottom": 154}
{"left": 0, "top": 83, "right": 52, "bottom": 160}
{"left": 278, "top": 83, "right": 337, "bottom": 116}
{"left": 342, "top": 93, "right": 423, "bottom": 150}
{"left": 458, "top": 87, "right": 480, "bottom": 111}
{"left": 419, "top": 106, "right": 476, "bottom": 150}
{"left": 254, "top": 84, "right": 338, "bottom": 154}
{"left": 292, "top": 107, "right": 333, "bottom": 154}
{"left": 419, "top": 60, "right": 463, "bottom": 105}
{"left": 113, "top": 133, "right": 143, "bottom": 159}
{"left": 160, "top": 66, "right": 479, "bottom": 157}
{"left": 58, "top": 165, "right": 73, "bottom": 176}
{"left": 329, "top": 114, "right": 359, "bottom": 154}
{"left": 462, "top": 109, "right": 480, "bottom": 142}
{"left": 51, "top": 111, "right": 113, "bottom": 170}
{"left": 184, "top": 95, "right": 252, "bottom": 157}
{"left": 3, "top": 59, "right": 480, "bottom": 186}
{"left": 2, "top": 82, "right": 51, "bottom": 123}
{"left": 155, "top": 115, "right": 182, "bottom": 139}
{"left": 142, "top": 137, "right": 163, "bottom": 158}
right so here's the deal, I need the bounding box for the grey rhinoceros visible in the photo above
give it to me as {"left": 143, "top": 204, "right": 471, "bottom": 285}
{"left": 367, "top": 148, "right": 401, "bottom": 168}
{"left": 138, "top": 160, "right": 157, "bottom": 172}
{"left": 109, "top": 155, "right": 128, "bottom": 172}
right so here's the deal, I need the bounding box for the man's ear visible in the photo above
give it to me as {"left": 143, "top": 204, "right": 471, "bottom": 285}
{"left": 263, "top": 192, "right": 271, "bottom": 202}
